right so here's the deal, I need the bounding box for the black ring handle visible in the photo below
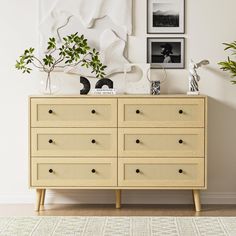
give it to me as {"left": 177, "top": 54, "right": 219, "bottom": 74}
{"left": 48, "top": 109, "right": 53, "bottom": 114}
{"left": 179, "top": 109, "right": 183, "bottom": 114}
{"left": 136, "top": 110, "right": 140, "bottom": 114}
{"left": 49, "top": 169, "right": 53, "bottom": 173}
{"left": 179, "top": 169, "right": 183, "bottom": 174}
{"left": 136, "top": 139, "right": 140, "bottom": 144}
{"left": 91, "top": 169, "right": 96, "bottom": 173}
{"left": 179, "top": 139, "right": 183, "bottom": 144}
{"left": 48, "top": 139, "right": 53, "bottom": 144}
{"left": 91, "top": 139, "right": 96, "bottom": 144}
{"left": 136, "top": 169, "right": 140, "bottom": 173}
{"left": 91, "top": 109, "right": 96, "bottom": 114}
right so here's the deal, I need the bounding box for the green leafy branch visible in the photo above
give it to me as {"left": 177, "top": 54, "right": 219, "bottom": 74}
{"left": 15, "top": 32, "right": 107, "bottom": 78}
{"left": 219, "top": 41, "right": 236, "bottom": 84}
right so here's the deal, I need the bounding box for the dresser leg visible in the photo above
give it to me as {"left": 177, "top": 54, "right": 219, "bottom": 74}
{"left": 115, "top": 190, "right": 121, "bottom": 209}
{"left": 40, "top": 189, "right": 46, "bottom": 206}
{"left": 192, "top": 190, "right": 201, "bottom": 212}
{"left": 35, "top": 189, "right": 42, "bottom": 212}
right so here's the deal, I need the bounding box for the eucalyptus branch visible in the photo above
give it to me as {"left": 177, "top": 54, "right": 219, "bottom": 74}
{"left": 54, "top": 52, "right": 91, "bottom": 69}
{"left": 31, "top": 61, "right": 44, "bottom": 70}
{"left": 48, "top": 48, "right": 57, "bottom": 55}
{"left": 15, "top": 32, "right": 107, "bottom": 91}
{"left": 32, "top": 56, "right": 48, "bottom": 72}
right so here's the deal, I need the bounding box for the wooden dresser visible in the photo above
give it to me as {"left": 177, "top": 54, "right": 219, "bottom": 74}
{"left": 29, "top": 95, "right": 207, "bottom": 212}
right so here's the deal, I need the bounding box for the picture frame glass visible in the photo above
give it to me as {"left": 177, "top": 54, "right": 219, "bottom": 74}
{"left": 147, "top": 0, "right": 185, "bottom": 33}
{"left": 147, "top": 38, "right": 185, "bottom": 69}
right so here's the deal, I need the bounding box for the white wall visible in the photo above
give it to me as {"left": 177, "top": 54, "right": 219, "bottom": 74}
{"left": 0, "top": 0, "right": 236, "bottom": 204}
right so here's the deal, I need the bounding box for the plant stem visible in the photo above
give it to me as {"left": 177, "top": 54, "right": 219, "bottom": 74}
{"left": 46, "top": 72, "right": 50, "bottom": 92}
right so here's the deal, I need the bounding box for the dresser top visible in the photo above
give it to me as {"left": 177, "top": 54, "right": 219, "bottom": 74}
{"left": 29, "top": 94, "right": 207, "bottom": 98}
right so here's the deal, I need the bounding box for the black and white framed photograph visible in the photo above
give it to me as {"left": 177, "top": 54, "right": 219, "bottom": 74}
{"left": 147, "top": 0, "right": 185, "bottom": 34}
{"left": 147, "top": 37, "right": 185, "bottom": 69}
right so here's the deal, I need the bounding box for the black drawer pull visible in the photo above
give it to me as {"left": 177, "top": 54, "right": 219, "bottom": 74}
{"left": 136, "top": 110, "right": 140, "bottom": 114}
{"left": 91, "top": 169, "right": 96, "bottom": 173}
{"left": 49, "top": 169, "right": 53, "bottom": 173}
{"left": 179, "top": 109, "right": 183, "bottom": 114}
{"left": 136, "top": 169, "right": 140, "bottom": 174}
{"left": 91, "top": 139, "right": 96, "bottom": 144}
{"left": 179, "top": 139, "right": 183, "bottom": 144}
{"left": 179, "top": 169, "right": 183, "bottom": 174}
{"left": 136, "top": 139, "right": 140, "bottom": 144}
{"left": 48, "top": 139, "right": 53, "bottom": 144}
{"left": 91, "top": 109, "right": 96, "bottom": 114}
{"left": 48, "top": 109, "right": 53, "bottom": 114}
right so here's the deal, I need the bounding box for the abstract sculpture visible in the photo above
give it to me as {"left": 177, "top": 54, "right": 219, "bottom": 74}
{"left": 188, "top": 59, "right": 210, "bottom": 95}
{"left": 124, "top": 64, "right": 151, "bottom": 94}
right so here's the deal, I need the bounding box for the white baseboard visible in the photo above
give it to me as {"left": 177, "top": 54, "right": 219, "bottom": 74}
{"left": 0, "top": 190, "right": 236, "bottom": 204}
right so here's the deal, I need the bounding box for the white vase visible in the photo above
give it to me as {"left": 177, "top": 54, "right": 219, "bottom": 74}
{"left": 39, "top": 73, "right": 61, "bottom": 95}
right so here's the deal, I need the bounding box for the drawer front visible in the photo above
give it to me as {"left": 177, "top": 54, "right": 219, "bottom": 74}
{"left": 31, "top": 128, "right": 117, "bottom": 157}
{"left": 118, "top": 128, "right": 204, "bottom": 157}
{"left": 118, "top": 158, "right": 205, "bottom": 187}
{"left": 31, "top": 98, "right": 117, "bottom": 127}
{"left": 31, "top": 158, "right": 117, "bottom": 187}
{"left": 118, "top": 98, "right": 205, "bottom": 127}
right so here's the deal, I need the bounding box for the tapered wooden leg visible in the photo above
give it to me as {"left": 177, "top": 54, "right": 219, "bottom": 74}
{"left": 193, "top": 190, "right": 201, "bottom": 212}
{"left": 40, "top": 189, "right": 46, "bottom": 206}
{"left": 35, "top": 189, "right": 42, "bottom": 212}
{"left": 115, "top": 190, "right": 121, "bottom": 209}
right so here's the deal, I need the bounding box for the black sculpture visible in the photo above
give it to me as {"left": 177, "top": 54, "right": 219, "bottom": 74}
{"left": 95, "top": 78, "right": 113, "bottom": 89}
{"left": 80, "top": 76, "right": 91, "bottom": 94}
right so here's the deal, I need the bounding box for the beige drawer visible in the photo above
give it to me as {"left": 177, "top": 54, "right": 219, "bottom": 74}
{"left": 118, "top": 158, "right": 205, "bottom": 187}
{"left": 31, "top": 128, "right": 117, "bottom": 157}
{"left": 31, "top": 158, "right": 117, "bottom": 187}
{"left": 30, "top": 98, "right": 117, "bottom": 127}
{"left": 118, "top": 128, "right": 204, "bottom": 157}
{"left": 118, "top": 98, "right": 205, "bottom": 127}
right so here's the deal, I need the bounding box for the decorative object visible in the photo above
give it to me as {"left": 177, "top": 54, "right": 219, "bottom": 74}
{"left": 147, "top": 37, "right": 185, "bottom": 69}
{"left": 124, "top": 64, "right": 151, "bottom": 94}
{"left": 80, "top": 77, "right": 91, "bottom": 95}
{"left": 15, "top": 33, "right": 106, "bottom": 94}
{"left": 39, "top": 0, "right": 132, "bottom": 78}
{"left": 80, "top": 77, "right": 115, "bottom": 95}
{"left": 219, "top": 40, "right": 236, "bottom": 84}
{"left": 187, "top": 59, "right": 210, "bottom": 95}
{"left": 29, "top": 95, "right": 207, "bottom": 212}
{"left": 1, "top": 216, "right": 236, "bottom": 235}
{"left": 150, "top": 81, "right": 161, "bottom": 95}
{"left": 147, "top": 0, "right": 185, "bottom": 34}
{"left": 147, "top": 63, "right": 167, "bottom": 95}
{"left": 95, "top": 78, "right": 114, "bottom": 89}
{"left": 91, "top": 88, "right": 116, "bottom": 95}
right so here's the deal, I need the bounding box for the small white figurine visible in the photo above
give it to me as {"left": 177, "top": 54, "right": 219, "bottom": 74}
{"left": 188, "top": 59, "right": 210, "bottom": 95}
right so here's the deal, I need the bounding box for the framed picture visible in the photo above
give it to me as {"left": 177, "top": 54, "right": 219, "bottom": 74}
{"left": 147, "top": 37, "right": 185, "bottom": 69}
{"left": 147, "top": 0, "right": 185, "bottom": 34}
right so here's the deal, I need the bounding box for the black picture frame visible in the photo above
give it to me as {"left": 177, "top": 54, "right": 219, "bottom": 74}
{"left": 147, "top": 0, "right": 185, "bottom": 34}
{"left": 147, "top": 37, "right": 185, "bottom": 69}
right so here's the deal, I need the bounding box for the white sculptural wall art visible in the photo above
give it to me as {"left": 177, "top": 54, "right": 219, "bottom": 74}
{"left": 39, "top": 0, "right": 132, "bottom": 81}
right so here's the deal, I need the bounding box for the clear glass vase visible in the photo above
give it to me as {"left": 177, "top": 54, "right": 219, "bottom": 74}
{"left": 39, "top": 73, "right": 61, "bottom": 95}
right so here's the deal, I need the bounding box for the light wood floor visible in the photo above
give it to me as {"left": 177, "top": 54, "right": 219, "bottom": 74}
{"left": 1, "top": 204, "right": 236, "bottom": 217}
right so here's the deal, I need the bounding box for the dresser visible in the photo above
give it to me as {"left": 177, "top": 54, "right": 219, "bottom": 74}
{"left": 29, "top": 95, "right": 207, "bottom": 212}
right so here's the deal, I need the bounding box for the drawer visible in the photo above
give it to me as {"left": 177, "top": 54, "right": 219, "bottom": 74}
{"left": 31, "top": 158, "right": 117, "bottom": 187}
{"left": 118, "top": 158, "right": 205, "bottom": 187}
{"left": 118, "top": 98, "right": 205, "bottom": 127}
{"left": 31, "top": 128, "right": 117, "bottom": 157}
{"left": 30, "top": 98, "right": 117, "bottom": 127}
{"left": 118, "top": 128, "right": 204, "bottom": 157}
